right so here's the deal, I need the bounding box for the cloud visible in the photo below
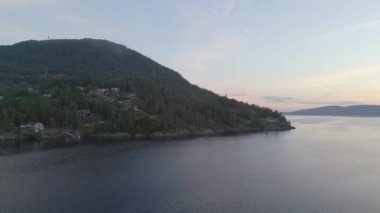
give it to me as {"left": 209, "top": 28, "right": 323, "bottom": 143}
{"left": 314, "top": 20, "right": 380, "bottom": 41}
{"left": 263, "top": 96, "right": 294, "bottom": 103}
{"left": 223, "top": 0, "right": 237, "bottom": 16}
{"left": 0, "top": 18, "right": 43, "bottom": 40}
{"left": 349, "top": 20, "right": 380, "bottom": 31}
{"left": 177, "top": 35, "right": 242, "bottom": 73}
{"left": 55, "top": 14, "right": 87, "bottom": 25}
{"left": 263, "top": 96, "right": 360, "bottom": 106}
{"left": 261, "top": 64, "right": 380, "bottom": 110}
{"left": 0, "top": 0, "right": 58, "bottom": 8}
{"left": 294, "top": 65, "right": 379, "bottom": 88}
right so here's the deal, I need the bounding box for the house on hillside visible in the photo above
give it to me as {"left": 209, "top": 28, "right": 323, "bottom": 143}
{"left": 265, "top": 117, "right": 279, "bottom": 123}
{"left": 96, "top": 89, "right": 107, "bottom": 94}
{"left": 77, "top": 109, "right": 91, "bottom": 117}
{"left": 126, "top": 93, "right": 137, "bottom": 99}
{"left": 43, "top": 94, "right": 52, "bottom": 98}
{"left": 111, "top": 88, "right": 120, "bottom": 93}
{"left": 20, "top": 123, "right": 45, "bottom": 133}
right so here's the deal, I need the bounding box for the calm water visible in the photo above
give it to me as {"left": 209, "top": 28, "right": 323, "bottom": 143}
{"left": 2, "top": 116, "right": 380, "bottom": 212}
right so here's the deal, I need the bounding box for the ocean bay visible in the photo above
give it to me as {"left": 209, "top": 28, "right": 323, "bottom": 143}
{"left": 2, "top": 116, "right": 380, "bottom": 212}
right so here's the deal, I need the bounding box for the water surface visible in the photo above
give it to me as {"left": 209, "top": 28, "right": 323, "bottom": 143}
{"left": 1, "top": 116, "right": 380, "bottom": 212}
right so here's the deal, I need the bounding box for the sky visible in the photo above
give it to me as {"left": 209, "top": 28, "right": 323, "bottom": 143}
{"left": 1, "top": 0, "right": 379, "bottom": 111}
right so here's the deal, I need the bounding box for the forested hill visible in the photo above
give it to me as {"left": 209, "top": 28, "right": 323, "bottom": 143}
{"left": 0, "top": 39, "right": 292, "bottom": 140}
{"left": 0, "top": 39, "right": 185, "bottom": 82}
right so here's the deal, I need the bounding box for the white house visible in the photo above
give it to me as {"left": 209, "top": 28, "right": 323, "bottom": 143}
{"left": 43, "top": 94, "right": 52, "bottom": 98}
{"left": 111, "top": 88, "right": 120, "bottom": 93}
{"left": 266, "top": 117, "right": 280, "bottom": 123}
{"left": 20, "top": 123, "right": 45, "bottom": 133}
{"left": 96, "top": 89, "right": 107, "bottom": 94}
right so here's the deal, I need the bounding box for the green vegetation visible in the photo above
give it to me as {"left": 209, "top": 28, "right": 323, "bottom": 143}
{"left": 0, "top": 39, "right": 292, "bottom": 140}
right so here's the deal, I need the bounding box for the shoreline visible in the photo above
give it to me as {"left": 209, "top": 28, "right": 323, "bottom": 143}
{"left": 0, "top": 126, "right": 295, "bottom": 148}
{"left": 88, "top": 126, "right": 295, "bottom": 141}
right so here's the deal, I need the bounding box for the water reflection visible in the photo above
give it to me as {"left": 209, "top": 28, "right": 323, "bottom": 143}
{"left": 0, "top": 140, "right": 80, "bottom": 155}
{"left": 2, "top": 116, "right": 380, "bottom": 212}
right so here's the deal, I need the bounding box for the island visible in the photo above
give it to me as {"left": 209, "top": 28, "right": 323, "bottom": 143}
{"left": 0, "top": 39, "right": 293, "bottom": 144}
{"left": 286, "top": 105, "right": 380, "bottom": 117}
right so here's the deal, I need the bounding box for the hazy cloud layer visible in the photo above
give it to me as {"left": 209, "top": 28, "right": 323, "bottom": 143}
{"left": 0, "top": 0, "right": 60, "bottom": 8}
{"left": 263, "top": 96, "right": 294, "bottom": 103}
{"left": 177, "top": 34, "right": 242, "bottom": 74}
{"left": 0, "top": 18, "right": 43, "bottom": 40}
{"left": 293, "top": 65, "right": 380, "bottom": 88}
{"left": 263, "top": 96, "right": 360, "bottom": 106}
{"left": 223, "top": 0, "right": 237, "bottom": 16}
{"left": 314, "top": 20, "right": 380, "bottom": 41}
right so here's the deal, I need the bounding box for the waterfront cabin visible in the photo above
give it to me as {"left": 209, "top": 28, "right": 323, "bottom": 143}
{"left": 20, "top": 123, "right": 45, "bottom": 133}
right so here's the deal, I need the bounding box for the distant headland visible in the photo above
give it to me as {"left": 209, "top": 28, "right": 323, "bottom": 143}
{"left": 286, "top": 105, "right": 380, "bottom": 117}
{"left": 0, "top": 39, "right": 293, "bottom": 143}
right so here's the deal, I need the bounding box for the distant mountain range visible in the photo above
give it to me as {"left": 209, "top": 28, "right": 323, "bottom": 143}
{"left": 287, "top": 105, "right": 380, "bottom": 117}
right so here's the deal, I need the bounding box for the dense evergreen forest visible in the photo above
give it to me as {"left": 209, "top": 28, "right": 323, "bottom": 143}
{"left": 0, "top": 39, "right": 292, "bottom": 139}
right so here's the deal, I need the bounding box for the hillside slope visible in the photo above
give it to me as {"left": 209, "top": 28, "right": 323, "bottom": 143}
{"left": 0, "top": 39, "right": 292, "bottom": 140}
{"left": 0, "top": 39, "right": 185, "bottom": 82}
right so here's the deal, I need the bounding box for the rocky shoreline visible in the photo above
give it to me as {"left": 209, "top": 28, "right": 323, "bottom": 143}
{"left": 0, "top": 125, "right": 295, "bottom": 146}
{"left": 91, "top": 126, "right": 295, "bottom": 141}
